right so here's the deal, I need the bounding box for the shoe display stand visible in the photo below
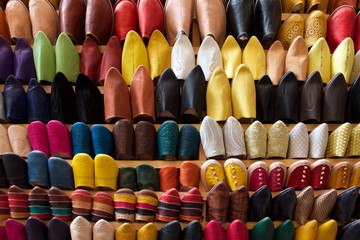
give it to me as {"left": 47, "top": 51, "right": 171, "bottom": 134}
{"left": 0, "top": 9, "right": 358, "bottom": 237}
{"left": 0, "top": 122, "right": 358, "bottom": 231}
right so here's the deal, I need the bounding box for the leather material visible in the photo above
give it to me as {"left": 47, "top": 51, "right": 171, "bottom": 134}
{"left": 255, "top": 0, "right": 281, "bottom": 49}
{"left": 274, "top": 220, "right": 295, "bottom": 240}
{"left": 71, "top": 122, "right": 93, "bottom": 156}
{"left": 351, "top": 51, "right": 360, "bottom": 83}
{"left": 331, "top": 186, "right": 358, "bottom": 225}
{"left": 137, "top": 223, "right": 158, "bottom": 239}
{"left": 307, "top": 37, "right": 331, "bottom": 84}
{"left": 286, "top": 160, "right": 311, "bottom": 189}
{"left": 70, "top": 216, "right": 92, "bottom": 240}
{"left": 316, "top": 220, "right": 337, "bottom": 239}
{"left": 268, "top": 162, "right": 286, "bottom": 191}
{"left": 282, "top": 0, "right": 303, "bottom": 12}
{"left": 0, "top": 7, "right": 11, "bottom": 44}
{"left": 228, "top": 185, "right": 249, "bottom": 222}
{"left": 2, "top": 153, "right": 30, "bottom": 188}
{"left": 299, "top": 71, "right": 323, "bottom": 122}
{"left": 134, "top": 121, "right": 156, "bottom": 159}
{"left": 99, "top": 36, "right": 122, "bottom": 85}
{"left": 221, "top": 35, "right": 242, "bottom": 79}
{"left": 308, "top": 123, "right": 328, "bottom": 158}
{"left": 183, "top": 220, "right": 203, "bottom": 240}
{"left": 225, "top": 159, "right": 247, "bottom": 191}
{"left": 130, "top": 66, "right": 155, "bottom": 123}
{"left": 331, "top": 37, "right": 354, "bottom": 84}
{"left": 158, "top": 221, "right": 181, "bottom": 240}
{"left": 136, "top": 164, "right": 159, "bottom": 191}
{"left": 5, "top": 219, "right": 27, "bottom": 240}
{"left": 27, "top": 78, "right": 51, "bottom": 123}
{"left": 48, "top": 213, "right": 71, "bottom": 240}
{"left": 328, "top": 161, "right": 352, "bottom": 189}
{"left": 295, "top": 220, "right": 318, "bottom": 240}
{"left": 201, "top": 160, "right": 226, "bottom": 191}
{"left": 197, "top": 35, "right": 222, "bottom": 81}
{"left": 248, "top": 185, "right": 272, "bottom": 221}
{"left": 147, "top": 30, "right": 171, "bottom": 80}
{"left": 5, "top": 0, "right": 33, "bottom": 43}
{"left": 158, "top": 166, "right": 178, "bottom": 191}
{"left": 171, "top": 33, "right": 195, "bottom": 79}
{"left": 338, "top": 219, "right": 360, "bottom": 240}
{"left": 113, "top": 119, "right": 134, "bottom": 160}
{"left": 94, "top": 154, "right": 118, "bottom": 190}
{"left": 155, "top": 68, "right": 180, "bottom": 122}
{"left": 304, "top": 10, "right": 327, "bottom": 48}
{"left": 223, "top": 117, "right": 246, "bottom": 159}
{"left": 271, "top": 187, "right": 296, "bottom": 220}
{"left": 329, "top": 0, "right": 357, "bottom": 13}
{"left": 180, "top": 65, "right": 206, "bottom": 123}
{"left": 72, "top": 153, "right": 94, "bottom": 189}
{"left": 309, "top": 189, "right": 337, "bottom": 222}
{"left": 231, "top": 64, "right": 256, "bottom": 120}
{"left": 285, "top": 36, "right": 308, "bottom": 81}
{"left": 138, "top": 0, "right": 164, "bottom": 40}
{"left": 245, "top": 121, "right": 267, "bottom": 159}
{"left": 227, "top": 220, "right": 249, "bottom": 240}
{"left": 75, "top": 73, "right": 104, "bottom": 123}
{"left": 29, "top": 0, "right": 58, "bottom": 44}
{"left": 322, "top": 73, "right": 347, "bottom": 123}
{"left": 248, "top": 162, "right": 268, "bottom": 191}
{"left": 226, "top": 0, "right": 254, "bottom": 48}
{"left": 118, "top": 166, "right": 138, "bottom": 191}
{"left": 0, "top": 92, "right": 6, "bottom": 123}
{"left": 25, "top": 217, "right": 48, "bottom": 240}
{"left": 250, "top": 217, "right": 274, "bottom": 240}
{"left": 85, "top": 0, "right": 113, "bottom": 45}
{"left": 200, "top": 116, "right": 225, "bottom": 159}
{"left": 27, "top": 121, "right": 50, "bottom": 157}
{"left": 157, "top": 120, "right": 178, "bottom": 160}
{"left": 80, "top": 36, "right": 101, "bottom": 82}
{"left": 55, "top": 32, "right": 80, "bottom": 84}
{"left": 122, "top": 31, "right": 149, "bottom": 85}
{"left": 4, "top": 75, "right": 27, "bottom": 123}
{"left": 14, "top": 37, "right": 36, "bottom": 84}
{"left": 312, "top": 161, "right": 331, "bottom": 188}
{"left": 93, "top": 220, "right": 114, "bottom": 240}
{"left": 206, "top": 182, "right": 230, "bottom": 223}
{"left": 47, "top": 120, "right": 72, "bottom": 158}
{"left": 204, "top": 220, "right": 226, "bottom": 240}
{"left": 294, "top": 186, "right": 314, "bottom": 225}
{"left": 275, "top": 71, "right": 299, "bottom": 123}
{"left": 179, "top": 161, "right": 200, "bottom": 191}
{"left": 164, "top": 0, "right": 192, "bottom": 46}
{"left": 256, "top": 75, "right": 275, "bottom": 123}
{"left": 277, "top": 14, "right": 304, "bottom": 50}
{"left": 326, "top": 5, "right": 356, "bottom": 53}
{"left": 242, "top": 36, "right": 266, "bottom": 80}
{"left": 91, "top": 125, "right": 114, "bottom": 157}
{"left": 288, "top": 122, "right": 309, "bottom": 158}
{"left": 104, "top": 67, "right": 131, "bottom": 123}
{"left": 59, "top": 0, "right": 86, "bottom": 44}
{"left": 206, "top": 68, "right": 232, "bottom": 121}
{"left": 266, "top": 120, "right": 289, "bottom": 159}
{"left": 50, "top": 72, "right": 78, "bottom": 123}
{"left": 346, "top": 75, "right": 360, "bottom": 122}
{"left": 33, "top": 31, "right": 56, "bottom": 84}
{"left": 113, "top": 0, "right": 137, "bottom": 42}
{"left": 346, "top": 124, "right": 360, "bottom": 157}
{"left": 195, "top": 0, "right": 226, "bottom": 45}
{"left": 326, "top": 123, "right": 352, "bottom": 158}
{"left": 266, "top": 40, "right": 285, "bottom": 85}
{"left": 116, "top": 223, "right": 136, "bottom": 240}
{"left": 0, "top": 35, "right": 13, "bottom": 83}
{"left": 8, "top": 125, "right": 31, "bottom": 157}
{"left": 355, "top": 12, "right": 359, "bottom": 52}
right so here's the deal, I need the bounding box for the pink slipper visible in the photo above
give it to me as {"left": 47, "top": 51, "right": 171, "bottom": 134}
{"left": 28, "top": 121, "right": 50, "bottom": 157}
{"left": 47, "top": 120, "right": 72, "bottom": 158}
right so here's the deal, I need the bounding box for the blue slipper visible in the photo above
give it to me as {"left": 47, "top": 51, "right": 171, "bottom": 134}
{"left": 25, "top": 217, "right": 48, "bottom": 240}
{"left": 91, "top": 124, "right": 114, "bottom": 156}
{"left": 71, "top": 122, "right": 93, "bottom": 156}
{"left": 48, "top": 157, "right": 74, "bottom": 190}
{"left": 27, "top": 150, "right": 50, "bottom": 188}
{"left": 178, "top": 124, "right": 200, "bottom": 160}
